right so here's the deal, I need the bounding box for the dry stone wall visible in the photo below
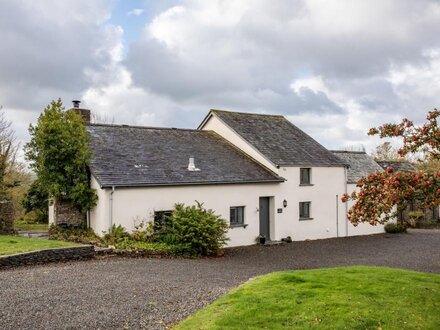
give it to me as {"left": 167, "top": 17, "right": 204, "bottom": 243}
{"left": 53, "top": 198, "right": 84, "bottom": 227}
{"left": 0, "top": 245, "right": 95, "bottom": 269}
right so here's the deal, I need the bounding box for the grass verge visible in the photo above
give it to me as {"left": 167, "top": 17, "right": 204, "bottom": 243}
{"left": 14, "top": 222, "right": 48, "bottom": 232}
{"left": 0, "top": 235, "right": 79, "bottom": 256}
{"left": 176, "top": 266, "right": 440, "bottom": 330}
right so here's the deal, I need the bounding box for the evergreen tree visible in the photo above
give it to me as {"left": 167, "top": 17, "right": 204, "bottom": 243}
{"left": 25, "top": 99, "right": 97, "bottom": 214}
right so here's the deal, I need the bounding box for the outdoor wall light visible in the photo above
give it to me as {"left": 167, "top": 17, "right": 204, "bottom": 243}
{"left": 283, "top": 199, "right": 288, "bottom": 208}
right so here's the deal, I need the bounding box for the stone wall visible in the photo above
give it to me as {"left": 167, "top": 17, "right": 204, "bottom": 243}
{"left": 0, "top": 200, "right": 14, "bottom": 234}
{"left": 53, "top": 198, "right": 84, "bottom": 227}
{"left": 0, "top": 245, "right": 95, "bottom": 269}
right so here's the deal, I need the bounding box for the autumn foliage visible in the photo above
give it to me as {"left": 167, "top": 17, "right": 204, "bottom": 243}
{"left": 368, "top": 109, "right": 439, "bottom": 160}
{"left": 343, "top": 110, "right": 440, "bottom": 225}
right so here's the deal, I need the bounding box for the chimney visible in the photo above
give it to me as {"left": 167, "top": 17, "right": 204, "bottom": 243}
{"left": 187, "top": 156, "right": 200, "bottom": 171}
{"left": 70, "top": 100, "right": 91, "bottom": 124}
{"left": 72, "top": 100, "right": 81, "bottom": 108}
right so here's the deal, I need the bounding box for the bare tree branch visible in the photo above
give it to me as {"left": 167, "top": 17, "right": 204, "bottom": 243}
{"left": 0, "top": 106, "right": 20, "bottom": 198}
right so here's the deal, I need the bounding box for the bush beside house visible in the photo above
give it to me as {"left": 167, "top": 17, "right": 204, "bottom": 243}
{"left": 49, "top": 202, "right": 229, "bottom": 257}
{"left": 155, "top": 202, "right": 229, "bottom": 256}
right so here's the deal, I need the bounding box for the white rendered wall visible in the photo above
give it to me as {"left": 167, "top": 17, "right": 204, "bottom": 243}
{"left": 89, "top": 166, "right": 353, "bottom": 246}
{"left": 90, "top": 170, "right": 388, "bottom": 245}
{"left": 345, "top": 183, "right": 386, "bottom": 236}
{"left": 273, "top": 166, "right": 347, "bottom": 241}
{"left": 90, "top": 175, "right": 110, "bottom": 236}
{"left": 99, "top": 182, "right": 281, "bottom": 247}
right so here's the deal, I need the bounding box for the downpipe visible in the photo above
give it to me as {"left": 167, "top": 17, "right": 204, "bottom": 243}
{"left": 344, "top": 166, "right": 349, "bottom": 237}
{"left": 109, "top": 186, "right": 115, "bottom": 233}
{"left": 336, "top": 194, "right": 339, "bottom": 238}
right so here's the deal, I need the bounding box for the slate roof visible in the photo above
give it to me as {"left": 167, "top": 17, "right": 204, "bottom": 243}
{"left": 376, "top": 161, "right": 416, "bottom": 172}
{"left": 331, "top": 151, "right": 383, "bottom": 184}
{"left": 205, "top": 110, "right": 346, "bottom": 167}
{"left": 87, "top": 124, "right": 284, "bottom": 188}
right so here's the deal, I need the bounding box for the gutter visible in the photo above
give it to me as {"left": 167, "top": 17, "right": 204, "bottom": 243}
{"left": 100, "top": 179, "right": 285, "bottom": 189}
{"left": 109, "top": 186, "right": 115, "bottom": 233}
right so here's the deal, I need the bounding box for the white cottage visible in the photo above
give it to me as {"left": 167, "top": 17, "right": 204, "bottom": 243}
{"left": 52, "top": 107, "right": 387, "bottom": 247}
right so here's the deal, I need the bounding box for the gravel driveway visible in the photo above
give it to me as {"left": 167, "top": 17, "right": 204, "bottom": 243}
{"left": 1, "top": 229, "right": 440, "bottom": 329}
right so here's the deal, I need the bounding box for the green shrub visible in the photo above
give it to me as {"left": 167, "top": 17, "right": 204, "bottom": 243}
{"left": 156, "top": 202, "right": 229, "bottom": 256}
{"left": 49, "top": 224, "right": 103, "bottom": 245}
{"left": 408, "top": 211, "right": 424, "bottom": 221}
{"left": 103, "top": 224, "right": 130, "bottom": 245}
{"left": 405, "top": 210, "right": 424, "bottom": 227}
{"left": 131, "top": 221, "right": 154, "bottom": 242}
{"left": 114, "top": 237, "right": 166, "bottom": 251}
{"left": 384, "top": 223, "right": 407, "bottom": 233}
{"left": 21, "top": 179, "right": 49, "bottom": 223}
{"left": 111, "top": 238, "right": 193, "bottom": 257}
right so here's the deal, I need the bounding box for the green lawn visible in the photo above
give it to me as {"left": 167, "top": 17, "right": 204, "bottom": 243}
{"left": 0, "top": 235, "right": 79, "bottom": 256}
{"left": 14, "top": 222, "right": 48, "bottom": 232}
{"left": 176, "top": 266, "right": 440, "bottom": 330}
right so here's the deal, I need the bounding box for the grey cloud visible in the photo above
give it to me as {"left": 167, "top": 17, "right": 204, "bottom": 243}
{"left": 125, "top": 36, "right": 255, "bottom": 100}
{"left": 3, "top": 0, "right": 440, "bottom": 158}
{"left": 125, "top": 0, "right": 440, "bottom": 120}
{"left": 0, "top": 0, "right": 114, "bottom": 110}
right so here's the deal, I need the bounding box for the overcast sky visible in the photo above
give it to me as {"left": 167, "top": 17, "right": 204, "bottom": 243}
{"left": 2, "top": 0, "right": 439, "bottom": 158}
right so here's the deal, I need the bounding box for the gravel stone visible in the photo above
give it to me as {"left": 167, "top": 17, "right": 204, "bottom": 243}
{"left": 1, "top": 229, "right": 439, "bottom": 329}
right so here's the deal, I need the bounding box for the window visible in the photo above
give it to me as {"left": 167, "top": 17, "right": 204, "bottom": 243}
{"left": 300, "top": 168, "right": 311, "bottom": 185}
{"left": 154, "top": 210, "right": 173, "bottom": 230}
{"left": 230, "top": 206, "right": 245, "bottom": 226}
{"left": 299, "top": 202, "right": 311, "bottom": 219}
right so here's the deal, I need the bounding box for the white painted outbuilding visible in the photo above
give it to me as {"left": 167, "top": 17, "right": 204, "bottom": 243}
{"left": 75, "top": 109, "right": 389, "bottom": 247}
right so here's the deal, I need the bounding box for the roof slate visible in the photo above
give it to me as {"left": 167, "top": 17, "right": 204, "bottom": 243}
{"left": 209, "top": 110, "right": 346, "bottom": 167}
{"left": 87, "top": 124, "right": 284, "bottom": 188}
{"left": 376, "top": 161, "right": 416, "bottom": 172}
{"left": 331, "top": 151, "right": 383, "bottom": 183}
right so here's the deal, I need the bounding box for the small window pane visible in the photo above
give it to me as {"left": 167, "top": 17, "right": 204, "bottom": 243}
{"left": 237, "top": 207, "right": 243, "bottom": 221}
{"left": 230, "top": 208, "right": 236, "bottom": 223}
{"left": 299, "top": 202, "right": 311, "bottom": 219}
{"left": 230, "top": 206, "right": 244, "bottom": 225}
{"left": 300, "top": 168, "right": 311, "bottom": 185}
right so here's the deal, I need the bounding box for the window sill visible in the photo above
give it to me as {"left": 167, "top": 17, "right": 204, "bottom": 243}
{"left": 299, "top": 184, "right": 314, "bottom": 187}
{"left": 299, "top": 217, "right": 314, "bottom": 221}
{"left": 229, "top": 224, "right": 248, "bottom": 228}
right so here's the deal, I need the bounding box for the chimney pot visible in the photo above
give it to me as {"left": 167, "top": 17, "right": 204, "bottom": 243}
{"left": 72, "top": 100, "right": 81, "bottom": 108}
